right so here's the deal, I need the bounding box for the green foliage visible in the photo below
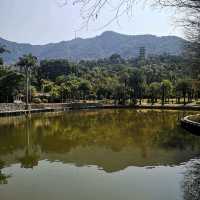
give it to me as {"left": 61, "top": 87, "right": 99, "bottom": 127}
{"left": 42, "top": 99, "right": 48, "bottom": 103}
{"left": 39, "top": 59, "right": 72, "bottom": 81}
{"left": 17, "top": 54, "right": 38, "bottom": 72}
{"left": 0, "top": 52, "right": 198, "bottom": 104}
{"left": 32, "top": 98, "right": 42, "bottom": 104}
{"left": 176, "top": 79, "right": 192, "bottom": 104}
{"left": 161, "top": 80, "right": 173, "bottom": 103}
{"left": 0, "top": 58, "right": 3, "bottom": 65}
{"left": 0, "top": 45, "right": 8, "bottom": 65}
{"left": 129, "top": 68, "right": 145, "bottom": 100}
{"left": 162, "top": 80, "right": 173, "bottom": 95}
{"left": 148, "top": 82, "right": 161, "bottom": 103}
{"left": 0, "top": 68, "right": 24, "bottom": 102}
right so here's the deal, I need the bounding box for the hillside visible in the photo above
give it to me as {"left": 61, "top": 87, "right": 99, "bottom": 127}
{"left": 0, "top": 31, "right": 186, "bottom": 64}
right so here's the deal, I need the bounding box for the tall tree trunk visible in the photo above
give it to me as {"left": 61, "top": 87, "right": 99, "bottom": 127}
{"left": 26, "top": 69, "right": 29, "bottom": 109}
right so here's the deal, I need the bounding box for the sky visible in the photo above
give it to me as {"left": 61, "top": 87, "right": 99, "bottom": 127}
{"left": 0, "top": 0, "right": 183, "bottom": 45}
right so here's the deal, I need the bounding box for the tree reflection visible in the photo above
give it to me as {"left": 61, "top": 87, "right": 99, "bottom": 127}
{"left": 182, "top": 159, "right": 200, "bottom": 200}
{"left": 0, "top": 159, "right": 10, "bottom": 184}
{"left": 1, "top": 110, "right": 200, "bottom": 172}
{"left": 18, "top": 117, "right": 40, "bottom": 169}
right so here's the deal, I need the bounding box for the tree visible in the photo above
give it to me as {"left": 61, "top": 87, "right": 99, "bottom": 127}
{"left": 78, "top": 80, "right": 91, "bottom": 100}
{"left": 63, "top": 0, "right": 200, "bottom": 78}
{"left": 39, "top": 59, "right": 72, "bottom": 81}
{"left": 191, "top": 80, "right": 200, "bottom": 101}
{"left": 161, "top": 80, "right": 173, "bottom": 105}
{"left": 0, "top": 45, "right": 8, "bottom": 65}
{"left": 129, "top": 69, "right": 145, "bottom": 104}
{"left": 17, "top": 54, "right": 38, "bottom": 108}
{"left": 148, "top": 82, "right": 161, "bottom": 104}
{"left": 109, "top": 54, "right": 125, "bottom": 64}
{"left": 0, "top": 58, "right": 3, "bottom": 65}
{"left": 49, "top": 85, "right": 61, "bottom": 102}
{"left": 155, "top": 0, "right": 200, "bottom": 78}
{"left": 176, "top": 79, "right": 192, "bottom": 105}
{"left": 65, "top": 75, "right": 81, "bottom": 101}
{"left": 0, "top": 50, "right": 194, "bottom": 103}
{"left": 119, "top": 71, "right": 129, "bottom": 88}
{"left": 119, "top": 71, "right": 130, "bottom": 103}
{"left": 0, "top": 69, "right": 24, "bottom": 102}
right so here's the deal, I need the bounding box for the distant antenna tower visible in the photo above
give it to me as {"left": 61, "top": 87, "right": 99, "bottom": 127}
{"left": 74, "top": 30, "right": 77, "bottom": 39}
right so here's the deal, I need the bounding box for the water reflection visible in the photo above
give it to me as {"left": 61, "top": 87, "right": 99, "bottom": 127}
{"left": 18, "top": 118, "right": 40, "bottom": 169}
{"left": 0, "top": 160, "right": 10, "bottom": 185}
{"left": 0, "top": 109, "right": 199, "bottom": 172}
{"left": 182, "top": 159, "right": 200, "bottom": 200}
{"left": 0, "top": 109, "right": 200, "bottom": 200}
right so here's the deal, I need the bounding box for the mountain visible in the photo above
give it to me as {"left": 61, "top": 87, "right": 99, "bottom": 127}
{"left": 0, "top": 31, "right": 186, "bottom": 64}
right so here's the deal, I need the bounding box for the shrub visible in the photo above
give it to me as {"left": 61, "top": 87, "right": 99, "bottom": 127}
{"left": 42, "top": 99, "right": 48, "bottom": 103}
{"left": 32, "top": 98, "right": 42, "bottom": 104}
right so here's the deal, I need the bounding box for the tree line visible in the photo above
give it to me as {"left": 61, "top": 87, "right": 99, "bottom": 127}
{"left": 0, "top": 49, "right": 199, "bottom": 105}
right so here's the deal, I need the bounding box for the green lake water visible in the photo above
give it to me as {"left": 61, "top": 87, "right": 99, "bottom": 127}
{"left": 0, "top": 109, "right": 200, "bottom": 200}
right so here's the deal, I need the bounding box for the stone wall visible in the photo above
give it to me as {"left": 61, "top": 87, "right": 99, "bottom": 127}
{"left": 0, "top": 103, "right": 69, "bottom": 112}
{"left": 0, "top": 103, "right": 25, "bottom": 112}
{"left": 181, "top": 115, "right": 200, "bottom": 135}
{"left": 31, "top": 103, "right": 69, "bottom": 110}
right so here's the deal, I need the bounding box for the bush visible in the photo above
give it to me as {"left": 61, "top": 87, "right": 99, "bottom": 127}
{"left": 88, "top": 94, "right": 97, "bottom": 100}
{"left": 131, "top": 98, "right": 138, "bottom": 105}
{"left": 42, "top": 99, "right": 48, "bottom": 103}
{"left": 32, "top": 98, "right": 42, "bottom": 104}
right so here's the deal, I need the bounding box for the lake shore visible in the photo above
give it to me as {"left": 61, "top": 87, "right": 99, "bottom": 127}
{"left": 181, "top": 114, "right": 200, "bottom": 134}
{"left": 0, "top": 102, "right": 200, "bottom": 117}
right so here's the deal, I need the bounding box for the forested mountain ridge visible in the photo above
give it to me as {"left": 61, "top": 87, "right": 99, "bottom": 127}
{"left": 0, "top": 31, "right": 186, "bottom": 64}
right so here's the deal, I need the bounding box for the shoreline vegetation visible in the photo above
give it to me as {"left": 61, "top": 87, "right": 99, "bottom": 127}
{"left": 0, "top": 49, "right": 200, "bottom": 123}
{"left": 0, "top": 54, "right": 200, "bottom": 106}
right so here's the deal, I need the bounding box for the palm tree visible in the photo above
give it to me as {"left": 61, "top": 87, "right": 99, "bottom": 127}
{"left": 17, "top": 54, "right": 38, "bottom": 109}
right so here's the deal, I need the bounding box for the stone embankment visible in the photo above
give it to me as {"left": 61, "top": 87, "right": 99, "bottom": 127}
{"left": 0, "top": 103, "right": 25, "bottom": 112}
{"left": 0, "top": 103, "right": 200, "bottom": 117}
{"left": 0, "top": 103, "right": 69, "bottom": 117}
{"left": 0, "top": 102, "right": 103, "bottom": 116}
{"left": 181, "top": 114, "right": 200, "bottom": 134}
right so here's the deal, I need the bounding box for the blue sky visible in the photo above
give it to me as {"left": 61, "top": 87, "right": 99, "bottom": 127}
{"left": 0, "top": 0, "right": 183, "bottom": 44}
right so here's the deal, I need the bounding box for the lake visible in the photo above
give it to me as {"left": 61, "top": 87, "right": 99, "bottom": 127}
{"left": 0, "top": 109, "right": 200, "bottom": 200}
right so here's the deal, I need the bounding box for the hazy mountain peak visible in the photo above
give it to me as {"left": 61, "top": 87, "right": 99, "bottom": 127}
{"left": 100, "top": 31, "right": 118, "bottom": 36}
{"left": 0, "top": 31, "right": 186, "bottom": 64}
